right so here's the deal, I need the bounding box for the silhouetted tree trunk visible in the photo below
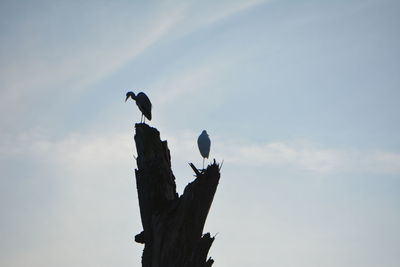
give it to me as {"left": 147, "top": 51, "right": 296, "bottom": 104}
{"left": 132, "top": 123, "right": 221, "bottom": 267}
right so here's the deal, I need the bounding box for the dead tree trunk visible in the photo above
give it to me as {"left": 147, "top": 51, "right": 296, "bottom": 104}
{"left": 133, "top": 123, "right": 221, "bottom": 267}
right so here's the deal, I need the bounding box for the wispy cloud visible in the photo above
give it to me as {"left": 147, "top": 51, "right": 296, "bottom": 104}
{"left": 0, "top": 129, "right": 133, "bottom": 173}
{"left": 0, "top": 5, "right": 185, "bottom": 120}
{"left": 223, "top": 141, "right": 341, "bottom": 172}
{"left": 0, "top": 0, "right": 271, "bottom": 124}
{"left": 150, "top": 56, "right": 232, "bottom": 113}
{"left": 126, "top": 129, "right": 400, "bottom": 175}
{"left": 179, "top": 0, "right": 271, "bottom": 32}
{"left": 218, "top": 140, "right": 400, "bottom": 174}
{"left": 2, "top": 127, "right": 400, "bottom": 175}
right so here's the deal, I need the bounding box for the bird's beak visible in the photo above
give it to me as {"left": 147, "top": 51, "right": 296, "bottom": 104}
{"left": 125, "top": 95, "right": 129, "bottom": 102}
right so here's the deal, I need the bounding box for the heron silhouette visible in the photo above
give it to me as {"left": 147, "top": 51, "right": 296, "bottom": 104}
{"left": 125, "top": 91, "right": 152, "bottom": 123}
{"left": 197, "top": 130, "right": 211, "bottom": 169}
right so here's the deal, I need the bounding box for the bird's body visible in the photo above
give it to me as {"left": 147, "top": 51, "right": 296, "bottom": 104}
{"left": 197, "top": 130, "right": 211, "bottom": 169}
{"left": 125, "top": 91, "right": 152, "bottom": 123}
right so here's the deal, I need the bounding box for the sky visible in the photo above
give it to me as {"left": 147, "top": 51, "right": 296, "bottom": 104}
{"left": 0, "top": 0, "right": 399, "bottom": 266}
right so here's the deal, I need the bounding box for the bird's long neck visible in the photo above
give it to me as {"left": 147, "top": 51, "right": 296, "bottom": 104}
{"left": 129, "top": 93, "right": 136, "bottom": 100}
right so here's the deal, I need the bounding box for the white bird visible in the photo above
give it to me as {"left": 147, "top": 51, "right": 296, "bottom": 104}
{"left": 125, "top": 91, "right": 152, "bottom": 123}
{"left": 197, "top": 130, "right": 211, "bottom": 169}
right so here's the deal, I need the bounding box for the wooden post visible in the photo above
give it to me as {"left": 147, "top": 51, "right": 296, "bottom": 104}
{"left": 133, "top": 123, "right": 221, "bottom": 267}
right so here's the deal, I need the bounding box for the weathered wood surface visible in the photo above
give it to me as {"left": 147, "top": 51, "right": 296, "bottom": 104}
{"left": 133, "top": 123, "right": 220, "bottom": 267}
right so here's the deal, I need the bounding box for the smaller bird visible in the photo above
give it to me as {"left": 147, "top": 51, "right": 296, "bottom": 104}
{"left": 125, "top": 91, "right": 152, "bottom": 123}
{"left": 197, "top": 130, "right": 211, "bottom": 169}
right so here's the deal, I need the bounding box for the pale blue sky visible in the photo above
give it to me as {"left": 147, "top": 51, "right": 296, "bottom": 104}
{"left": 1, "top": 1, "right": 399, "bottom": 267}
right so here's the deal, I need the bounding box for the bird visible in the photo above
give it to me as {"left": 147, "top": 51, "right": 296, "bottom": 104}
{"left": 125, "top": 91, "right": 152, "bottom": 123}
{"left": 197, "top": 130, "right": 211, "bottom": 169}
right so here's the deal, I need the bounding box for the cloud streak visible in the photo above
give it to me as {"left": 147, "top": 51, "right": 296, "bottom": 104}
{"left": 0, "top": 4, "right": 185, "bottom": 119}
{"left": 219, "top": 140, "right": 400, "bottom": 174}
{"left": 0, "top": 0, "right": 271, "bottom": 126}
{"left": 2, "top": 125, "right": 400, "bottom": 175}
{"left": 158, "top": 131, "right": 400, "bottom": 174}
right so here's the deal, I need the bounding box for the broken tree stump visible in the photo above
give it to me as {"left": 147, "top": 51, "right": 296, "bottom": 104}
{"left": 133, "top": 123, "right": 221, "bottom": 267}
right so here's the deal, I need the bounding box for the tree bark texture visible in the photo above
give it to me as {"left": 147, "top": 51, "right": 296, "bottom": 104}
{"left": 133, "top": 123, "right": 221, "bottom": 267}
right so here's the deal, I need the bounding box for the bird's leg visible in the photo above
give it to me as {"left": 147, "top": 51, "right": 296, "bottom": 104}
{"left": 140, "top": 114, "right": 143, "bottom": 123}
{"left": 203, "top": 158, "right": 205, "bottom": 170}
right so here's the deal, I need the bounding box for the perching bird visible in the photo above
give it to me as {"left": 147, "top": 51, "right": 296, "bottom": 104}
{"left": 125, "top": 91, "right": 152, "bottom": 123}
{"left": 197, "top": 130, "right": 211, "bottom": 169}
